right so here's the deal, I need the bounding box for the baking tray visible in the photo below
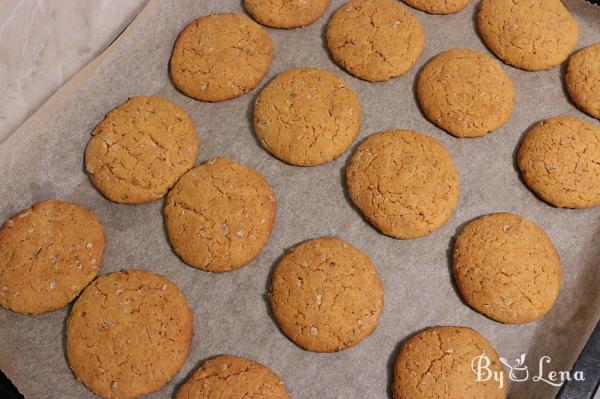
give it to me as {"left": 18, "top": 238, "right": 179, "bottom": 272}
{"left": 1, "top": 0, "right": 600, "bottom": 398}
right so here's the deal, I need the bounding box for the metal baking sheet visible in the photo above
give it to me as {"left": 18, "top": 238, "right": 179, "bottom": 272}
{"left": 1, "top": 0, "right": 600, "bottom": 398}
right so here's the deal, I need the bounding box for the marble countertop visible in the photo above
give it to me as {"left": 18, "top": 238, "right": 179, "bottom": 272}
{"left": 0, "top": 0, "right": 148, "bottom": 143}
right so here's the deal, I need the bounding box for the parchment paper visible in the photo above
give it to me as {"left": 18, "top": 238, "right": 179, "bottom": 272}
{"left": 1, "top": 1, "right": 600, "bottom": 398}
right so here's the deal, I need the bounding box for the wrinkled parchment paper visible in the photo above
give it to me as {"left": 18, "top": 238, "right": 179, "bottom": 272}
{"left": 1, "top": 0, "right": 600, "bottom": 398}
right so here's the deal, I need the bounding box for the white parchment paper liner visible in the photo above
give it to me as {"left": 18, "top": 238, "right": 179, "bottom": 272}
{"left": 1, "top": 0, "right": 599, "bottom": 397}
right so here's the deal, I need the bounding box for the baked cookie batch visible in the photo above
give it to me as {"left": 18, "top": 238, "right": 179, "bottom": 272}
{"left": 1, "top": 0, "right": 599, "bottom": 398}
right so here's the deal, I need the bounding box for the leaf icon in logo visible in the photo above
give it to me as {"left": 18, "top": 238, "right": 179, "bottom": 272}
{"left": 500, "top": 354, "right": 529, "bottom": 382}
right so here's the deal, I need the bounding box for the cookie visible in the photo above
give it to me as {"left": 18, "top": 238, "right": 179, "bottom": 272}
{"left": 518, "top": 116, "right": 600, "bottom": 208}
{"left": 393, "top": 326, "right": 508, "bottom": 399}
{"left": 326, "top": 0, "right": 425, "bottom": 82}
{"left": 0, "top": 200, "right": 104, "bottom": 314}
{"left": 477, "top": 0, "right": 578, "bottom": 71}
{"left": 270, "top": 237, "right": 384, "bottom": 352}
{"left": 453, "top": 213, "right": 561, "bottom": 324}
{"left": 417, "top": 49, "right": 515, "bottom": 138}
{"left": 66, "top": 269, "right": 193, "bottom": 399}
{"left": 244, "top": 0, "right": 329, "bottom": 28}
{"left": 402, "top": 0, "right": 470, "bottom": 14}
{"left": 254, "top": 67, "right": 361, "bottom": 166}
{"left": 170, "top": 13, "right": 273, "bottom": 102}
{"left": 566, "top": 44, "right": 600, "bottom": 119}
{"left": 176, "top": 355, "right": 289, "bottom": 399}
{"left": 346, "top": 130, "right": 460, "bottom": 239}
{"left": 164, "top": 157, "right": 276, "bottom": 272}
{"left": 85, "top": 96, "right": 199, "bottom": 204}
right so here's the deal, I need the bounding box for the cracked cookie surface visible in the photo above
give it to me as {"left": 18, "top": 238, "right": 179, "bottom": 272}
{"left": 244, "top": 0, "right": 329, "bottom": 28}
{"left": 326, "top": 0, "right": 425, "bottom": 82}
{"left": 518, "top": 116, "right": 600, "bottom": 208}
{"left": 270, "top": 237, "right": 384, "bottom": 352}
{"left": 417, "top": 48, "right": 515, "bottom": 138}
{"left": 66, "top": 269, "right": 193, "bottom": 399}
{"left": 453, "top": 213, "right": 561, "bottom": 324}
{"left": 402, "top": 0, "right": 470, "bottom": 14}
{"left": 0, "top": 200, "right": 104, "bottom": 314}
{"left": 170, "top": 13, "right": 273, "bottom": 102}
{"left": 176, "top": 355, "right": 289, "bottom": 399}
{"left": 566, "top": 44, "right": 600, "bottom": 120}
{"left": 477, "top": 0, "right": 578, "bottom": 71}
{"left": 393, "top": 326, "right": 507, "bottom": 399}
{"left": 85, "top": 96, "right": 199, "bottom": 204}
{"left": 254, "top": 67, "right": 361, "bottom": 166}
{"left": 346, "top": 130, "right": 460, "bottom": 239}
{"left": 164, "top": 157, "right": 276, "bottom": 272}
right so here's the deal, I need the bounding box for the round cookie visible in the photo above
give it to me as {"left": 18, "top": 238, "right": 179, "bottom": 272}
{"left": 417, "top": 49, "right": 515, "bottom": 138}
{"left": 170, "top": 13, "right": 273, "bottom": 102}
{"left": 176, "top": 355, "right": 289, "bottom": 399}
{"left": 0, "top": 200, "right": 104, "bottom": 314}
{"left": 453, "top": 213, "right": 561, "bottom": 324}
{"left": 254, "top": 67, "right": 361, "bottom": 166}
{"left": 270, "top": 237, "right": 384, "bottom": 352}
{"left": 164, "top": 157, "right": 276, "bottom": 272}
{"left": 326, "top": 0, "right": 425, "bottom": 82}
{"left": 85, "top": 96, "right": 199, "bottom": 204}
{"left": 403, "top": 0, "right": 470, "bottom": 14}
{"left": 566, "top": 44, "right": 600, "bottom": 119}
{"left": 477, "top": 0, "right": 578, "bottom": 71}
{"left": 393, "top": 326, "right": 508, "bottom": 399}
{"left": 244, "top": 0, "right": 329, "bottom": 28}
{"left": 518, "top": 116, "right": 600, "bottom": 208}
{"left": 346, "top": 130, "right": 460, "bottom": 239}
{"left": 66, "top": 269, "right": 193, "bottom": 399}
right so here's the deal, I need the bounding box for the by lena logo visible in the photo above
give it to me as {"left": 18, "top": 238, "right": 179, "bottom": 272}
{"left": 471, "top": 353, "right": 585, "bottom": 389}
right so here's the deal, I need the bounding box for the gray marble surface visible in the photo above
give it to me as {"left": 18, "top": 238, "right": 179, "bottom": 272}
{"left": 0, "top": 0, "right": 147, "bottom": 143}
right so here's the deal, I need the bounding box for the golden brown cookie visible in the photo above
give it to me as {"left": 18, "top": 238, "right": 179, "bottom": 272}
{"left": 417, "top": 48, "right": 515, "bottom": 138}
{"left": 66, "top": 269, "right": 193, "bottom": 399}
{"left": 346, "top": 130, "right": 460, "bottom": 239}
{"left": 176, "top": 355, "right": 289, "bottom": 399}
{"left": 326, "top": 0, "right": 425, "bottom": 82}
{"left": 403, "top": 0, "right": 470, "bottom": 14}
{"left": 170, "top": 13, "right": 273, "bottom": 102}
{"left": 85, "top": 96, "right": 199, "bottom": 204}
{"left": 244, "top": 0, "right": 329, "bottom": 28}
{"left": 0, "top": 200, "right": 104, "bottom": 314}
{"left": 270, "top": 237, "right": 384, "bottom": 352}
{"left": 518, "top": 116, "right": 600, "bottom": 208}
{"left": 453, "top": 213, "right": 561, "bottom": 324}
{"left": 566, "top": 44, "right": 600, "bottom": 119}
{"left": 477, "top": 0, "right": 578, "bottom": 71}
{"left": 254, "top": 67, "right": 361, "bottom": 166}
{"left": 393, "top": 326, "right": 508, "bottom": 399}
{"left": 164, "top": 157, "right": 276, "bottom": 272}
